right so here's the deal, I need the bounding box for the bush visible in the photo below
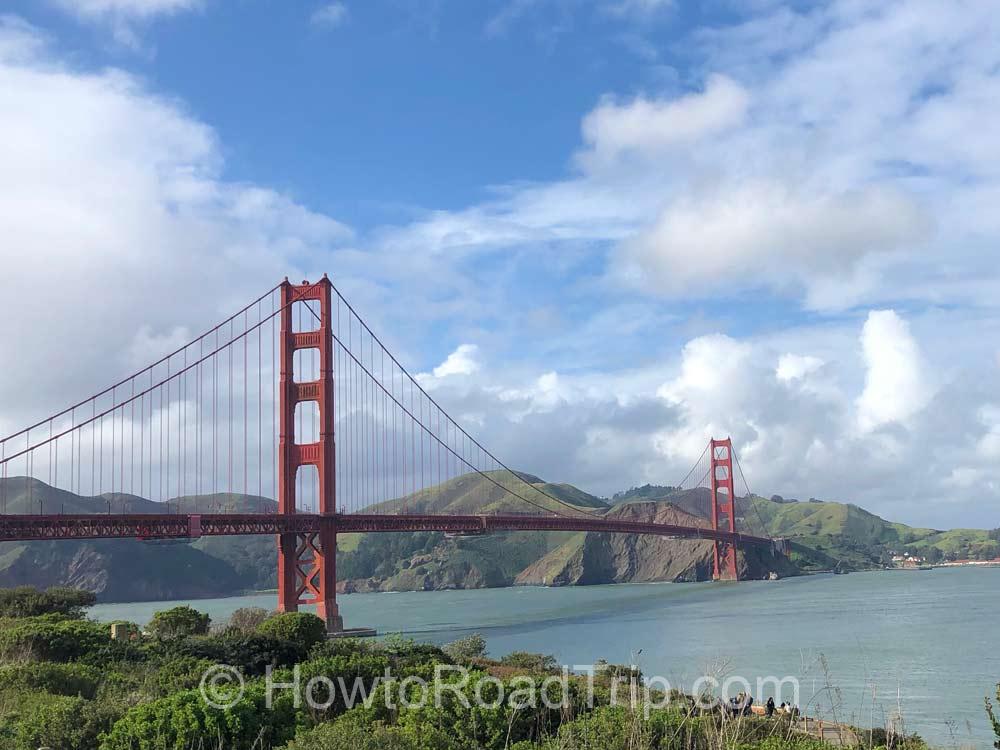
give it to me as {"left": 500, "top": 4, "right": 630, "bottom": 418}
{"left": 0, "top": 661, "right": 102, "bottom": 698}
{"left": 258, "top": 612, "right": 327, "bottom": 650}
{"left": 310, "top": 636, "right": 375, "bottom": 661}
{"left": 286, "top": 716, "right": 448, "bottom": 750}
{"left": 0, "top": 614, "right": 109, "bottom": 661}
{"left": 225, "top": 606, "right": 271, "bottom": 634}
{"left": 0, "top": 690, "right": 119, "bottom": 750}
{"left": 99, "top": 681, "right": 297, "bottom": 750}
{"left": 217, "top": 632, "right": 307, "bottom": 676}
{"left": 442, "top": 633, "right": 487, "bottom": 662}
{"left": 145, "top": 655, "right": 217, "bottom": 697}
{"left": 147, "top": 605, "right": 210, "bottom": 639}
{"left": 294, "top": 651, "right": 392, "bottom": 723}
{"left": 147, "top": 631, "right": 306, "bottom": 676}
{"left": 0, "top": 586, "right": 96, "bottom": 619}
{"left": 500, "top": 652, "right": 559, "bottom": 673}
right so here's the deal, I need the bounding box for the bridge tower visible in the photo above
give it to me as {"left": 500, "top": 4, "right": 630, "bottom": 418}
{"left": 277, "top": 277, "right": 343, "bottom": 632}
{"left": 710, "top": 437, "right": 739, "bottom": 581}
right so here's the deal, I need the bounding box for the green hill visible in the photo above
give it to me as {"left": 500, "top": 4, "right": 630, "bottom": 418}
{"left": 337, "top": 470, "right": 604, "bottom": 592}
{"left": 746, "top": 495, "right": 997, "bottom": 569}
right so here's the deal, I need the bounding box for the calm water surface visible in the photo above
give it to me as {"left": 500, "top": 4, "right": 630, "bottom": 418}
{"left": 92, "top": 566, "right": 999, "bottom": 748}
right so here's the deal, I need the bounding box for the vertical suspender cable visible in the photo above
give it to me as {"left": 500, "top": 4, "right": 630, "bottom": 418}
{"left": 244, "top": 310, "right": 248, "bottom": 501}
{"left": 258, "top": 301, "right": 263, "bottom": 502}
{"left": 229, "top": 319, "right": 234, "bottom": 497}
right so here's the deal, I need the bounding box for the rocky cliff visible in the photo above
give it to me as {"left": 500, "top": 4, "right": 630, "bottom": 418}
{"left": 515, "top": 500, "right": 796, "bottom": 585}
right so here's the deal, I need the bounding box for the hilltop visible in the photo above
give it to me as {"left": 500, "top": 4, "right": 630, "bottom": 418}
{"left": 0, "top": 474, "right": 995, "bottom": 601}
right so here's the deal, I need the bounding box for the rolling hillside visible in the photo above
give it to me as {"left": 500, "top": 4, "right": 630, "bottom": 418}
{"left": 336, "top": 471, "right": 605, "bottom": 592}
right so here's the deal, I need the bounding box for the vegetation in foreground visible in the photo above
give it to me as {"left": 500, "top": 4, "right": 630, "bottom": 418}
{"left": 0, "top": 586, "right": 989, "bottom": 749}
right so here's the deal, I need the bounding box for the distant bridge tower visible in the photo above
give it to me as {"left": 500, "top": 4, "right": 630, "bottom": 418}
{"left": 277, "top": 277, "right": 343, "bottom": 632}
{"left": 710, "top": 437, "right": 739, "bottom": 581}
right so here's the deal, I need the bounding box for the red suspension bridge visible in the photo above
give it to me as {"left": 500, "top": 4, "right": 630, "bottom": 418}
{"left": 0, "top": 277, "right": 780, "bottom": 633}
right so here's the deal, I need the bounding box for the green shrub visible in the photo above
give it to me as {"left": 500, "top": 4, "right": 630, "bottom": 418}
{"left": 0, "top": 586, "right": 96, "bottom": 619}
{"left": 218, "top": 632, "right": 307, "bottom": 676}
{"left": 146, "top": 631, "right": 306, "bottom": 676}
{"left": 0, "top": 614, "right": 109, "bottom": 661}
{"left": 146, "top": 605, "right": 210, "bottom": 639}
{"left": 258, "top": 611, "right": 327, "bottom": 649}
{"left": 0, "top": 690, "right": 118, "bottom": 750}
{"left": 286, "top": 716, "right": 451, "bottom": 750}
{"left": 310, "top": 636, "right": 375, "bottom": 661}
{"left": 145, "top": 655, "right": 217, "bottom": 697}
{"left": 0, "top": 661, "right": 102, "bottom": 698}
{"left": 442, "top": 633, "right": 487, "bottom": 662}
{"left": 500, "top": 652, "right": 559, "bottom": 673}
{"left": 294, "top": 651, "right": 392, "bottom": 723}
{"left": 98, "top": 680, "right": 297, "bottom": 750}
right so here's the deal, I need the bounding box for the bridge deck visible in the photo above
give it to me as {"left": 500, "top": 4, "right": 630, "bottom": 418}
{"left": 0, "top": 512, "right": 774, "bottom": 547}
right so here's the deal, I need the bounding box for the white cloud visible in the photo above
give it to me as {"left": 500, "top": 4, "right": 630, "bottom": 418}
{"left": 579, "top": 74, "right": 749, "bottom": 169}
{"left": 856, "top": 310, "right": 931, "bottom": 432}
{"left": 431, "top": 344, "right": 480, "bottom": 378}
{"left": 0, "top": 18, "right": 351, "bottom": 432}
{"left": 776, "top": 353, "right": 823, "bottom": 382}
{"left": 49, "top": 0, "right": 197, "bottom": 18}
{"left": 618, "top": 180, "right": 929, "bottom": 302}
{"left": 48, "top": 0, "right": 199, "bottom": 47}
{"left": 311, "top": 2, "right": 349, "bottom": 29}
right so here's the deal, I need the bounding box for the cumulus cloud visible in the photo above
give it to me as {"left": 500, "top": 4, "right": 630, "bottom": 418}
{"left": 0, "top": 18, "right": 350, "bottom": 433}
{"left": 775, "top": 354, "right": 823, "bottom": 383}
{"left": 415, "top": 306, "right": 1000, "bottom": 527}
{"left": 579, "top": 75, "right": 749, "bottom": 170}
{"left": 430, "top": 344, "right": 481, "bottom": 379}
{"left": 856, "top": 310, "right": 932, "bottom": 432}
{"left": 617, "top": 181, "right": 930, "bottom": 302}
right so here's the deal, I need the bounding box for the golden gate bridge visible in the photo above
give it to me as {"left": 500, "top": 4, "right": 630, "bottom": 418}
{"left": 0, "top": 277, "right": 779, "bottom": 633}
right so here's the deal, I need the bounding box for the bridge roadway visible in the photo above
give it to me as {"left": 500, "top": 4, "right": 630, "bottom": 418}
{"left": 0, "top": 512, "right": 774, "bottom": 548}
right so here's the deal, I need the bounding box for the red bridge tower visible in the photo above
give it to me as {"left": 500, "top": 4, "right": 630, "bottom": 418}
{"left": 710, "top": 437, "right": 739, "bottom": 581}
{"left": 277, "top": 277, "right": 343, "bottom": 632}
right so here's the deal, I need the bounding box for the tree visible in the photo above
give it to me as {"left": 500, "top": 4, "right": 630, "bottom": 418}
{"left": 147, "top": 606, "right": 210, "bottom": 640}
{"left": 257, "top": 612, "right": 327, "bottom": 650}
{"left": 442, "top": 633, "right": 487, "bottom": 662}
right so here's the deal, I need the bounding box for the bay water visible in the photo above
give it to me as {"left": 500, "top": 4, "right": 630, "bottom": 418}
{"left": 91, "top": 566, "right": 1000, "bottom": 747}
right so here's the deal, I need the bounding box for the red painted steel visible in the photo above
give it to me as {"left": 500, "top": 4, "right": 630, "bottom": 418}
{"left": 710, "top": 437, "right": 739, "bottom": 581}
{"left": 277, "top": 278, "right": 342, "bottom": 632}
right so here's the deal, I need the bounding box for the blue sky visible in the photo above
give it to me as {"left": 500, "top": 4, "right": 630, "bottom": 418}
{"left": 1, "top": 0, "right": 999, "bottom": 528}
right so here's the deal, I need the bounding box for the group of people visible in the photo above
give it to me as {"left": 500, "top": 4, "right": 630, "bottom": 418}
{"left": 726, "top": 693, "right": 799, "bottom": 718}
{"left": 728, "top": 692, "right": 755, "bottom": 716}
